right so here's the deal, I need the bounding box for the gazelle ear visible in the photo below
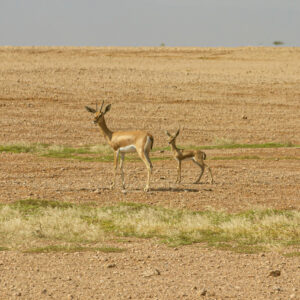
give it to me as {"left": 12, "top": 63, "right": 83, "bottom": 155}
{"left": 165, "top": 131, "right": 171, "bottom": 137}
{"left": 104, "top": 104, "right": 111, "bottom": 114}
{"left": 85, "top": 106, "right": 96, "bottom": 113}
{"left": 175, "top": 128, "right": 180, "bottom": 137}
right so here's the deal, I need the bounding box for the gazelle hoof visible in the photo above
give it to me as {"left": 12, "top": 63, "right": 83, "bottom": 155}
{"left": 144, "top": 186, "right": 150, "bottom": 192}
{"left": 110, "top": 183, "right": 115, "bottom": 190}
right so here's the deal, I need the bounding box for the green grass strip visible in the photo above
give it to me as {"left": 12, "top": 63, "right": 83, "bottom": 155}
{"left": 155, "top": 142, "right": 298, "bottom": 152}
{"left": 1, "top": 142, "right": 299, "bottom": 163}
{"left": 24, "top": 245, "right": 124, "bottom": 254}
{"left": 193, "top": 142, "right": 296, "bottom": 150}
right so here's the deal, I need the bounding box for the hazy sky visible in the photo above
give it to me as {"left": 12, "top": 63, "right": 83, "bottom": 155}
{"left": 0, "top": 0, "right": 299, "bottom": 47}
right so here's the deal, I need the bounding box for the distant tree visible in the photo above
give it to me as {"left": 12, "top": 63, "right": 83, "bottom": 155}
{"left": 160, "top": 43, "right": 166, "bottom": 47}
{"left": 273, "top": 41, "right": 284, "bottom": 46}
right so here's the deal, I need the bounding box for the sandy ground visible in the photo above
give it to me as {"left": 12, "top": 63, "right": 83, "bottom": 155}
{"left": 0, "top": 47, "right": 300, "bottom": 299}
{"left": 0, "top": 240, "right": 299, "bottom": 300}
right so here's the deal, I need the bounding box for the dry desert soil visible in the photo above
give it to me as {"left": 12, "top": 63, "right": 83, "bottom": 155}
{"left": 0, "top": 47, "right": 299, "bottom": 299}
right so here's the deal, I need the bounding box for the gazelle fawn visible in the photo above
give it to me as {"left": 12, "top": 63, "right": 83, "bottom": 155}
{"left": 85, "top": 101, "right": 154, "bottom": 192}
{"left": 165, "top": 129, "right": 214, "bottom": 184}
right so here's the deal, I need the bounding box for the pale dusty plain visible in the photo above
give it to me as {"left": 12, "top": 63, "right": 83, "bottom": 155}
{"left": 0, "top": 47, "right": 299, "bottom": 299}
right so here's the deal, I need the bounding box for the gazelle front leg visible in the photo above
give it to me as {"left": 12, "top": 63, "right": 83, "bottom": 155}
{"left": 176, "top": 159, "right": 181, "bottom": 183}
{"left": 119, "top": 153, "right": 126, "bottom": 189}
{"left": 110, "top": 150, "right": 119, "bottom": 190}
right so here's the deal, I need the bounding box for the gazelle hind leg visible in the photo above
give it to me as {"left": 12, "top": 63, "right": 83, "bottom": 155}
{"left": 144, "top": 150, "right": 153, "bottom": 191}
{"left": 176, "top": 160, "right": 181, "bottom": 183}
{"left": 138, "top": 149, "right": 152, "bottom": 192}
{"left": 192, "top": 159, "right": 205, "bottom": 184}
{"left": 205, "top": 163, "right": 214, "bottom": 184}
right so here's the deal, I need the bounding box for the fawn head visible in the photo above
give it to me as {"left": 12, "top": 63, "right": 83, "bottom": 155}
{"left": 165, "top": 128, "right": 180, "bottom": 144}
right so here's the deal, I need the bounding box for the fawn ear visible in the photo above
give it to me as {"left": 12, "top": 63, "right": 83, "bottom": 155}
{"left": 104, "top": 104, "right": 111, "bottom": 114}
{"left": 85, "top": 106, "right": 96, "bottom": 113}
{"left": 165, "top": 131, "right": 171, "bottom": 137}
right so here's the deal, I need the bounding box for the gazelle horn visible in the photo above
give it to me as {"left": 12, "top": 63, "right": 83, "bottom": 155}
{"left": 100, "top": 100, "right": 104, "bottom": 112}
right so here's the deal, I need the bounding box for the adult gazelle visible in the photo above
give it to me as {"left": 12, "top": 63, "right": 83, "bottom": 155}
{"left": 85, "top": 101, "right": 154, "bottom": 191}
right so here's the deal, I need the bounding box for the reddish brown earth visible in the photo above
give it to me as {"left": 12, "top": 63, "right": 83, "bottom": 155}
{"left": 0, "top": 47, "right": 299, "bottom": 299}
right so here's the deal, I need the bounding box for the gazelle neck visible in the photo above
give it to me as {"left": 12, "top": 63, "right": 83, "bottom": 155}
{"left": 170, "top": 140, "right": 179, "bottom": 152}
{"left": 97, "top": 117, "right": 113, "bottom": 142}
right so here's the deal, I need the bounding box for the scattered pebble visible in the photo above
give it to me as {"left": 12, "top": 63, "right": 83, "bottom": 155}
{"left": 142, "top": 268, "right": 161, "bottom": 277}
{"left": 200, "top": 288, "right": 207, "bottom": 296}
{"left": 269, "top": 270, "right": 281, "bottom": 277}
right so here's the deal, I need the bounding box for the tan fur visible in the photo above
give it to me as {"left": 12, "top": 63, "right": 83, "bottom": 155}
{"left": 166, "top": 129, "right": 214, "bottom": 184}
{"left": 86, "top": 102, "right": 153, "bottom": 191}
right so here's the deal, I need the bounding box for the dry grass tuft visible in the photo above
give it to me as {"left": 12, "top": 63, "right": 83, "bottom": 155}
{"left": 89, "top": 144, "right": 112, "bottom": 154}
{"left": 213, "top": 137, "right": 237, "bottom": 146}
{"left": 0, "top": 200, "right": 299, "bottom": 253}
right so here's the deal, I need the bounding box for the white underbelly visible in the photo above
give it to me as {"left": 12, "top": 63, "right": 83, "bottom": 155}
{"left": 119, "top": 144, "right": 137, "bottom": 153}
